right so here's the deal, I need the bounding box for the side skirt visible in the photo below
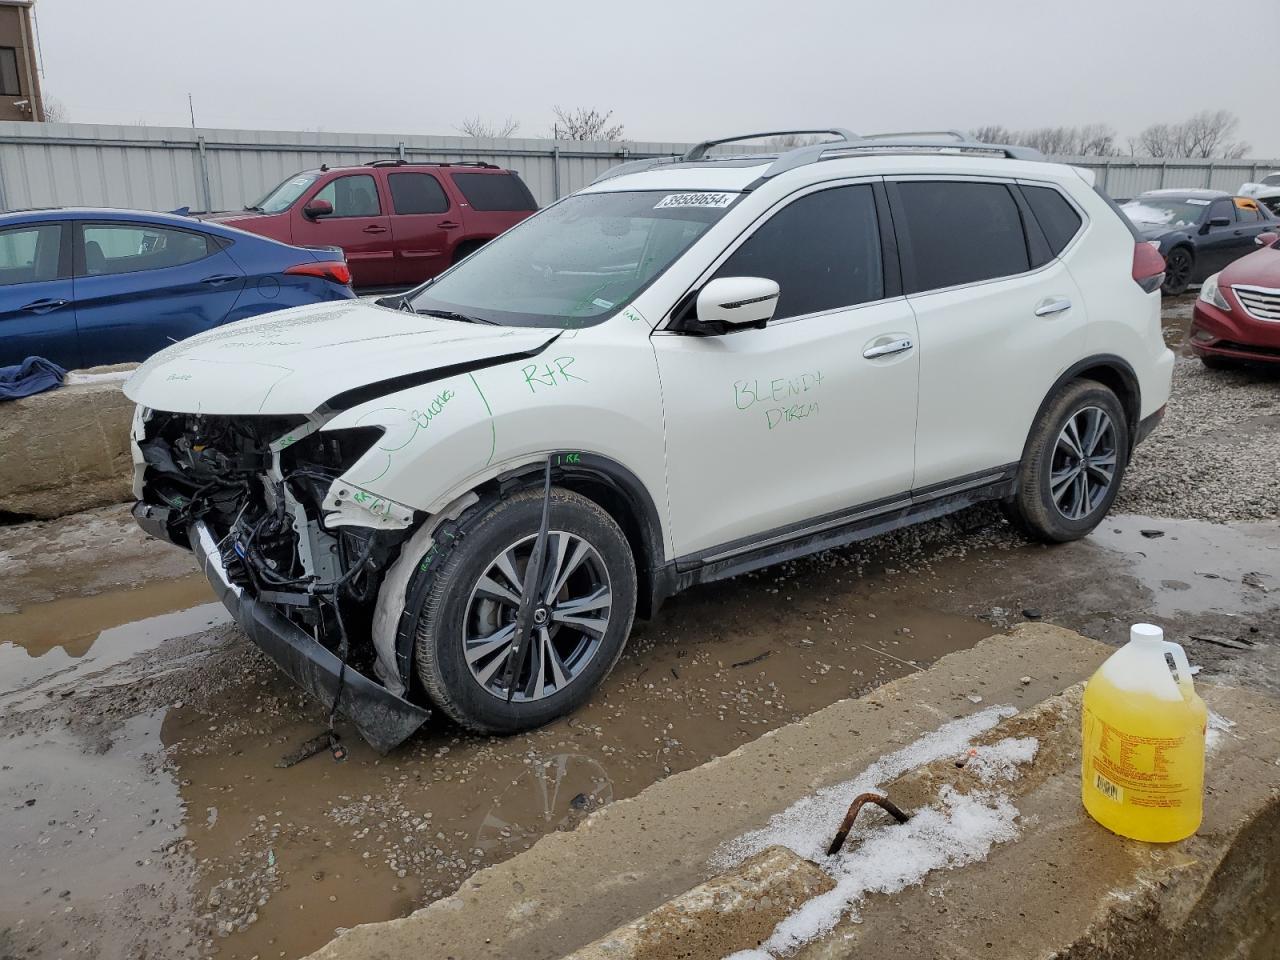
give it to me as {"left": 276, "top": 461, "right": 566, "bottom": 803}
{"left": 653, "top": 466, "right": 1018, "bottom": 601}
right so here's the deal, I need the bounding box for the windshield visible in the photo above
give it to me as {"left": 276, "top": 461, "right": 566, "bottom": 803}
{"left": 407, "top": 190, "right": 737, "bottom": 328}
{"left": 1262, "top": 174, "right": 1280, "bottom": 186}
{"left": 250, "top": 173, "right": 320, "bottom": 213}
{"left": 1122, "top": 196, "right": 1211, "bottom": 228}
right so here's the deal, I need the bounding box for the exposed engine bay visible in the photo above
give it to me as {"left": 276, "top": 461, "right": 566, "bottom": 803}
{"left": 135, "top": 411, "right": 409, "bottom": 692}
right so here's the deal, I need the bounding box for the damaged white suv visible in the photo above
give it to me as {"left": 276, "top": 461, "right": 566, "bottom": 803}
{"left": 126, "top": 129, "right": 1173, "bottom": 751}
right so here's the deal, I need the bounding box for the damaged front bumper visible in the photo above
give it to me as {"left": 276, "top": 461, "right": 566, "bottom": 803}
{"left": 186, "top": 519, "right": 430, "bottom": 753}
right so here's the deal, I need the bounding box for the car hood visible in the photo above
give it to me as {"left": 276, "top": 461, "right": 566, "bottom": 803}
{"left": 1130, "top": 221, "right": 1181, "bottom": 242}
{"left": 202, "top": 210, "right": 279, "bottom": 227}
{"left": 124, "top": 300, "right": 559, "bottom": 416}
{"left": 1222, "top": 245, "right": 1280, "bottom": 289}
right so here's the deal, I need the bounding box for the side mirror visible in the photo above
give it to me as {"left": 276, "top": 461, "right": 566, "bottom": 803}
{"left": 303, "top": 198, "right": 334, "bottom": 221}
{"left": 1207, "top": 216, "right": 1232, "bottom": 228}
{"left": 691, "top": 277, "right": 780, "bottom": 334}
{"left": 1256, "top": 231, "right": 1278, "bottom": 247}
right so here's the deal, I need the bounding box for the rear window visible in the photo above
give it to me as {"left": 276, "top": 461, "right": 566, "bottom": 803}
{"left": 895, "top": 181, "right": 1030, "bottom": 292}
{"left": 1022, "top": 185, "right": 1083, "bottom": 256}
{"left": 389, "top": 172, "right": 449, "bottom": 215}
{"left": 452, "top": 172, "right": 538, "bottom": 212}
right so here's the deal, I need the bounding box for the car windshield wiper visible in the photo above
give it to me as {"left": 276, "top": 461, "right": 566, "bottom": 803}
{"left": 243, "top": 204, "right": 264, "bottom": 212}
{"left": 415, "top": 308, "right": 498, "bottom": 325}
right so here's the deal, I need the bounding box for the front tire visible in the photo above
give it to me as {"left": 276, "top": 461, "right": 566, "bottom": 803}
{"left": 412, "top": 487, "right": 636, "bottom": 734}
{"left": 1162, "top": 247, "right": 1194, "bottom": 296}
{"left": 1005, "top": 380, "right": 1130, "bottom": 543}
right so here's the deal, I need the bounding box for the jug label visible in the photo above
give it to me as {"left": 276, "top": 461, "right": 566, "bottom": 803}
{"left": 1084, "top": 707, "right": 1193, "bottom": 809}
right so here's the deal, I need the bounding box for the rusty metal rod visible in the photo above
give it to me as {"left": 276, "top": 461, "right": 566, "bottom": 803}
{"left": 826, "top": 792, "right": 912, "bottom": 856}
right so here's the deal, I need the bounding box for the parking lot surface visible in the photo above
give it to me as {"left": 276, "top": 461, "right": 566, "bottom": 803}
{"left": 1, "top": 297, "right": 1277, "bottom": 960}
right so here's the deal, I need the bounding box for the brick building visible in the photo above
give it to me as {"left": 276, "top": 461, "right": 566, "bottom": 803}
{"left": 0, "top": 0, "right": 42, "bottom": 121}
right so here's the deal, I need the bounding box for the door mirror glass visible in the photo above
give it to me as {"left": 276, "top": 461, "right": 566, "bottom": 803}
{"left": 1255, "top": 231, "right": 1278, "bottom": 247}
{"left": 303, "top": 198, "right": 334, "bottom": 220}
{"left": 692, "top": 276, "right": 780, "bottom": 334}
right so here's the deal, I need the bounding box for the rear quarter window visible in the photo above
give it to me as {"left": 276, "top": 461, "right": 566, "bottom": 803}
{"left": 1021, "top": 185, "right": 1084, "bottom": 255}
{"left": 452, "top": 172, "right": 538, "bottom": 212}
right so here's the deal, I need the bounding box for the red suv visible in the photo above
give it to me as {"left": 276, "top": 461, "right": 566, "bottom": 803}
{"left": 212, "top": 161, "right": 538, "bottom": 289}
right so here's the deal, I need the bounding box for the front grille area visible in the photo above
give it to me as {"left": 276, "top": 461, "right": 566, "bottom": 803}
{"left": 1233, "top": 285, "right": 1280, "bottom": 322}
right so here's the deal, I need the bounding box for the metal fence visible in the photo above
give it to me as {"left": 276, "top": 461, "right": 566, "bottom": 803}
{"left": 0, "top": 121, "right": 1277, "bottom": 213}
{"left": 0, "top": 121, "right": 688, "bottom": 213}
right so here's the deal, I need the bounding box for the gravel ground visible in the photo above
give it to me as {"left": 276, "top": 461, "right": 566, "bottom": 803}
{"left": 1117, "top": 357, "right": 1280, "bottom": 522}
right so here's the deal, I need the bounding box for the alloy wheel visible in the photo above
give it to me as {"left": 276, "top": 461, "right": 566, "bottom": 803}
{"left": 1165, "top": 249, "right": 1192, "bottom": 289}
{"left": 463, "top": 531, "right": 612, "bottom": 702}
{"left": 1050, "top": 405, "right": 1118, "bottom": 521}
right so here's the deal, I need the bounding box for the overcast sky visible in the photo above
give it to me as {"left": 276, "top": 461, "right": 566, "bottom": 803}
{"left": 33, "top": 0, "right": 1280, "bottom": 156}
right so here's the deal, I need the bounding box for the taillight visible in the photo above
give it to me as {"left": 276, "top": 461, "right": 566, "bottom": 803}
{"left": 1132, "top": 243, "right": 1165, "bottom": 293}
{"left": 285, "top": 260, "right": 352, "bottom": 286}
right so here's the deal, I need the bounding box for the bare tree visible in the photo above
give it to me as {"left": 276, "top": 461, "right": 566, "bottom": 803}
{"left": 41, "top": 94, "right": 68, "bottom": 123}
{"left": 550, "top": 106, "right": 624, "bottom": 141}
{"left": 971, "top": 124, "right": 1119, "bottom": 156}
{"left": 1132, "top": 110, "right": 1250, "bottom": 159}
{"left": 455, "top": 116, "right": 520, "bottom": 139}
{"left": 1177, "top": 109, "right": 1249, "bottom": 159}
{"left": 970, "top": 125, "right": 1015, "bottom": 145}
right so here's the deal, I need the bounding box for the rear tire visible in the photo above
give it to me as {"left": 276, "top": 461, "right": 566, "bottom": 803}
{"left": 1004, "top": 380, "right": 1130, "bottom": 543}
{"left": 412, "top": 487, "right": 636, "bottom": 734}
{"left": 1162, "top": 247, "right": 1194, "bottom": 296}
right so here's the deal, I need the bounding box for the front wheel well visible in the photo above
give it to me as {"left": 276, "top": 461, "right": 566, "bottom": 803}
{"left": 463, "top": 456, "right": 664, "bottom": 619}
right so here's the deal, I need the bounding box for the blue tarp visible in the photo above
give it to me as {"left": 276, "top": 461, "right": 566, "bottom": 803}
{"left": 0, "top": 356, "right": 67, "bottom": 401}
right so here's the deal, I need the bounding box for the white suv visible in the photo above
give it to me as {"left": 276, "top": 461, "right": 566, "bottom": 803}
{"left": 125, "top": 129, "right": 1174, "bottom": 750}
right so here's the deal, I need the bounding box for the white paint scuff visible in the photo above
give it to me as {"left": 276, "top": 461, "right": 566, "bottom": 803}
{"left": 715, "top": 706, "right": 1039, "bottom": 959}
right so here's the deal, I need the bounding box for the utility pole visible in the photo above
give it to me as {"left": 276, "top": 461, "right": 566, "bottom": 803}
{"left": 188, "top": 93, "right": 196, "bottom": 130}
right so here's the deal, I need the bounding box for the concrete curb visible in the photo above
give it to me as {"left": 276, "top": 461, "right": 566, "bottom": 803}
{"left": 305, "top": 624, "right": 1112, "bottom": 960}
{"left": 564, "top": 846, "right": 833, "bottom": 960}
{"left": 0, "top": 375, "right": 133, "bottom": 519}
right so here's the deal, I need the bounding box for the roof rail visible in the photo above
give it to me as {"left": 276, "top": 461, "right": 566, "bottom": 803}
{"left": 592, "top": 127, "right": 1045, "bottom": 188}
{"left": 682, "top": 128, "right": 856, "bottom": 161}
{"left": 364, "top": 159, "right": 500, "bottom": 169}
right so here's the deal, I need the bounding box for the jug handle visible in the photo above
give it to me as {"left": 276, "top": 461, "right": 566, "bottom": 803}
{"left": 1162, "top": 640, "right": 1194, "bottom": 695}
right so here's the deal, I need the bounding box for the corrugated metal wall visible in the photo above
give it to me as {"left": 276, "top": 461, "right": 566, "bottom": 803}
{"left": 0, "top": 121, "right": 1276, "bottom": 212}
{"left": 0, "top": 121, "right": 689, "bottom": 212}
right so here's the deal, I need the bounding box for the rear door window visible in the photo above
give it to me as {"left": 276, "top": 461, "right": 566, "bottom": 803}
{"left": 894, "top": 181, "right": 1031, "bottom": 292}
{"left": 711, "top": 184, "right": 883, "bottom": 320}
{"left": 1234, "top": 198, "right": 1262, "bottom": 223}
{"left": 1021, "top": 185, "right": 1084, "bottom": 255}
{"left": 0, "top": 223, "right": 63, "bottom": 285}
{"left": 313, "top": 174, "right": 382, "bottom": 217}
{"left": 452, "top": 172, "right": 538, "bottom": 211}
{"left": 80, "top": 224, "right": 214, "bottom": 276}
{"left": 389, "top": 172, "right": 450, "bottom": 215}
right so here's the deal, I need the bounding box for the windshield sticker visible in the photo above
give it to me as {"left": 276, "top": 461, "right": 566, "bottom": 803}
{"left": 654, "top": 192, "right": 735, "bottom": 210}
{"left": 1185, "top": 198, "right": 1211, "bottom": 205}
{"left": 592, "top": 298, "right": 614, "bottom": 309}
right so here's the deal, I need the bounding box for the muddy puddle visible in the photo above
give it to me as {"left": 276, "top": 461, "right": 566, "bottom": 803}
{"left": 0, "top": 573, "right": 225, "bottom": 699}
{"left": 1, "top": 509, "right": 1276, "bottom": 960}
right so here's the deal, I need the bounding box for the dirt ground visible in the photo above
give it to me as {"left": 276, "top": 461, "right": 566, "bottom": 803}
{"left": 1, "top": 297, "right": 1277, "bottom": 960}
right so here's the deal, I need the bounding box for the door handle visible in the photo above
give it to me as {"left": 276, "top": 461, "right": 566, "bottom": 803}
{"left": 862, "top": 337, "right": 914, "bottom": 359}
{"left": 201, "top": 274, "right": 239, "bottom": 286}
{"left": 1034, "top": 297, "right": 1072, "bottom": 317}
{"left": 363, "top": 225, "right": 388, "bottom": 234}
{"left": 438, "top": 221, "right": 460, "bottom": 229}
{"left": 20, "top": 298, "right": 69, "bottom": 313}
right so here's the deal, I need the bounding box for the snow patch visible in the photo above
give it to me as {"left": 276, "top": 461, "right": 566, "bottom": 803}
{"left": 760, "top": 788, "right": 1022, "bottom": 955}
{"left": 966, "top": 736, "right": 1040, "bottom": 783}
{"left": 714, "top": 705, "right": 1017, "bottom": 868}
{"left": 714, "top": 706, "right": 1040, "bottom": 959}
{"left": 1206, "top": 711, "right": 1236, "bottom": 752}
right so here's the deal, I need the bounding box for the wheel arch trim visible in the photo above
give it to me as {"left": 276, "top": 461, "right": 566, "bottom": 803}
{"left": 1025, "top": 355, "right": 1142, "bottom": 459}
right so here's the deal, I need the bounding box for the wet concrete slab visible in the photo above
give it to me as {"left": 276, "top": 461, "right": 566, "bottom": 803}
{"left": 0, "top": 505, "right": 1276, "bottom": 960}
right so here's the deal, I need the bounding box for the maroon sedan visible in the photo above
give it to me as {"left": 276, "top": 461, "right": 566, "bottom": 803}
{"left": 1190, "top": 228, "right": 1280, "bottom": 367}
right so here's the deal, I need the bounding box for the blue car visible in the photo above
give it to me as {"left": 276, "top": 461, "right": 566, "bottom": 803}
{"left": 0, "top": 207, "right": 356, "bottom": 369}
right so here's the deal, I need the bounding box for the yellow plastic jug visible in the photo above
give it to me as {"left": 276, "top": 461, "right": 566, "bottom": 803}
{"left": 1081, "top": 623, "right": 1207, "bottom": 842}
